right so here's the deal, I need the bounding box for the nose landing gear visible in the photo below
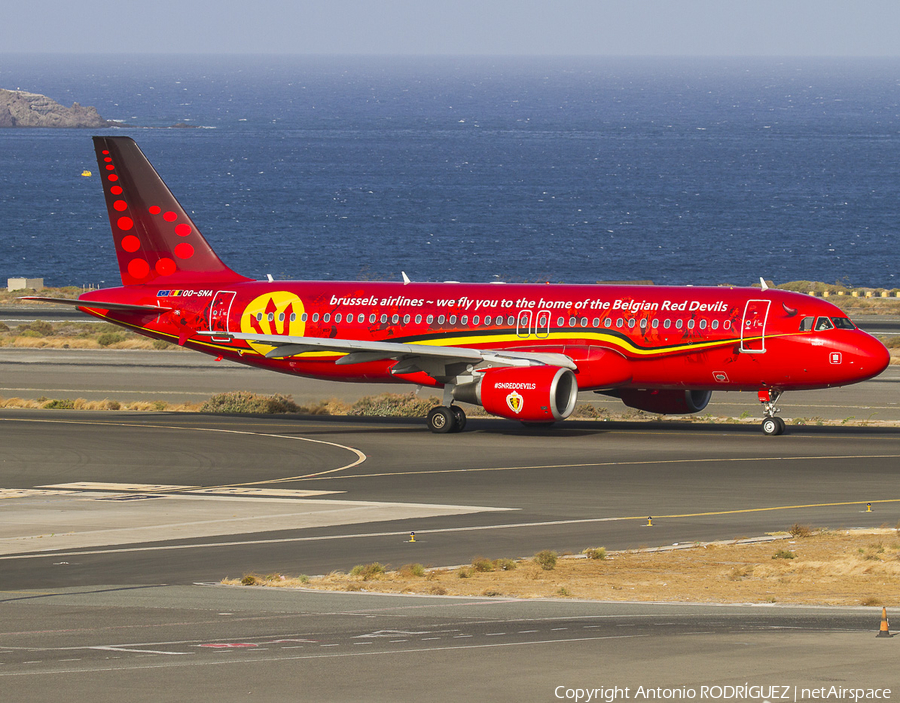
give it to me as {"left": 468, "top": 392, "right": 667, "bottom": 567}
{"left": 758, "top": 388, "right": 785, "bottom": 436}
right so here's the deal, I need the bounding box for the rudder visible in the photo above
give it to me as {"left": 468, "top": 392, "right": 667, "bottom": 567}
{"left": 93, "top": 136, "right": 250, "bottom": 287}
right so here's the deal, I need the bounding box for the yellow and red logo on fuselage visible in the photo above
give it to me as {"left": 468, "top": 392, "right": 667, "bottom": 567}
{"left": 240, "top": 291, "right": 306, "bottom": 355}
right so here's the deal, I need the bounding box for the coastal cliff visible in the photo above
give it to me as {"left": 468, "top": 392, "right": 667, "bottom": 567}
{"left": 0, "top": 89, "right": 110, "bottom": 128}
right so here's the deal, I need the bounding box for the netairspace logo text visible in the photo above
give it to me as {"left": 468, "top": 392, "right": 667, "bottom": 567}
{"left": 553, "top": 685, "right": 892, "bottom": 703}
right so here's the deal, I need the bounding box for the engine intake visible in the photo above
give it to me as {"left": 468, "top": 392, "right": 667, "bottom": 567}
{"left": 618, "top": 389, "right": 712, "bottom": 415}
{"left": 454, "top": 366, "right": 578, "bottom": 422}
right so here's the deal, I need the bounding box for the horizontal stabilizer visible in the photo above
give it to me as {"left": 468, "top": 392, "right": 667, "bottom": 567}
{"left": 19, "top": 296, "right": 171, "bottom": 313}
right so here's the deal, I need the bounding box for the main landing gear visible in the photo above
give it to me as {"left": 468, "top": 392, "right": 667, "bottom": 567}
{"left": 758, "top": 389, "right": 785, "bottom": 436}
{"left": 427, "top": 405, "right": 467, "bottom": 433}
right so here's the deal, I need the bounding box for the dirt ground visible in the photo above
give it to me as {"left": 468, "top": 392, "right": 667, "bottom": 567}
{"left": 226, "top": 528, "right": 900, "bottom": 607}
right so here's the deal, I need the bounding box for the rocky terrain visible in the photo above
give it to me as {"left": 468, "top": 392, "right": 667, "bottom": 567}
{"left": 0, "top": 88, "right": 110, "bottom": 128}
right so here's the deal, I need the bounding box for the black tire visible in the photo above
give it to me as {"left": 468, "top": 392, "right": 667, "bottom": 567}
{"left": 761, "top": 417, "right": 781, "bottom": 436}
{"left": 427, "top": 406, "right": 456, "bottom": 434}
{"left": 450, "top": 406, "right": 467, "bottom": 432}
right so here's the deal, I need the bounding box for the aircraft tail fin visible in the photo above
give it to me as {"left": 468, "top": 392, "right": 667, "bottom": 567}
{"left": 93, "top": 136, "right": 251, "bottom": 287}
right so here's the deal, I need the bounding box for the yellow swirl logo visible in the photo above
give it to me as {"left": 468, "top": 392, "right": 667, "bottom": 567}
{"left": 240, "top": 291, "right": 306, "bottom": 355}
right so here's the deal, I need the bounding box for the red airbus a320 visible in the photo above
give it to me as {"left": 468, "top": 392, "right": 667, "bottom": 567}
{"left": 24, "top": 137, "right": 890, "bottom": 435}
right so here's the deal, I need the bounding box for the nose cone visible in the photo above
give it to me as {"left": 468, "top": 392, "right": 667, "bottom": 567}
{"left": 854, "top": 332, "right": 891, "bottom": 381}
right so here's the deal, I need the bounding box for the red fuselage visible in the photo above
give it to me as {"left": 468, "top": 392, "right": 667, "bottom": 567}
{"left": 79, "top": 281, "right": 889, "bottom": 394}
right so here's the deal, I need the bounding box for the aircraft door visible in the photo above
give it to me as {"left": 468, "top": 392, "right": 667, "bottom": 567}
{"left": 209, "top": 290, "right": 236, "bottom": 340}
{"left": 535, "top": 310, "right": 551, "bottom": 338}
{"left": 516, "top": 310, "right": 533, "bottom": 338}
{"left": 740, "top": 299, "right": 770, "bottom": 353}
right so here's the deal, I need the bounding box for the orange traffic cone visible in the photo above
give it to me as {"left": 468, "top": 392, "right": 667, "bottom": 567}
{"left": 877, "top": 607, "right": 891, "bottom": 638}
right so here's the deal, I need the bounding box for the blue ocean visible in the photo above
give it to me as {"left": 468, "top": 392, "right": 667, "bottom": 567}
{"left": 1, "top": 55, "right": 899, "bottom": 288}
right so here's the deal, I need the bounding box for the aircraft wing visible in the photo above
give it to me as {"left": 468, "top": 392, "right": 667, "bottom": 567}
{"left": 18, "top": 296, "right": 172, "bottom": 313}
{"left": 198, "top": 331, "right": 577, "bottom": 374}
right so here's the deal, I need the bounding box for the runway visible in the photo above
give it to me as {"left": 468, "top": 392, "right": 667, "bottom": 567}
{"left": 2, "top": 370, "right": 900, "bottom": 698}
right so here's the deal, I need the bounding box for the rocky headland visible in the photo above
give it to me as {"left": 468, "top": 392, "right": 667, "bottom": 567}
{"left": 0, "top": 88, "right": 111, "bottom": 128}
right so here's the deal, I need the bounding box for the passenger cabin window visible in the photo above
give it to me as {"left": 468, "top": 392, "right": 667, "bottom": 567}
{"left": 831, "top": 317, "right": 855, "bottom": 330}
{"left": 426, "top": 315, "right": 434, "bottom": 324}
{"left": 473, "top": 315, "right": 480, "bottom": 325}
{"left": 380, "top": 314, "right": 387, "bottom": 324}
{"left": 415, "top": 314, "right": 422, "bottom": 324}
{"left": 312, "top": 313, "right": 319, "bottom": 322}
{"left": 814, "top": 317, "right": 834, "bottom": 331}
{"left": 438, "top": 315, "right": 446, "bottom": 324}
{"left": 323, "top": 313, "right": 330, "bottom": 323}
{"left": 369, "top": 314, "right": 376, "bottom": 324}
{"left": 334, "top": 313, "right": 341, "bottom": 323}
{"left": 392, "top": 314, "right": 399, "bottom": 324}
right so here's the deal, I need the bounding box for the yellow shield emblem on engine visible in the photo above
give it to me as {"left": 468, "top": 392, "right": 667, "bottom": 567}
{"left": 506, "top": 390, "right": 524, "bottom": 415}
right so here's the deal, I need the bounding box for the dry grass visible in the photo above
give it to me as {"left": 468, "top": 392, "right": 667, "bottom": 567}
{"left": 223, "top": 529, "right": 900, "bottom": 606}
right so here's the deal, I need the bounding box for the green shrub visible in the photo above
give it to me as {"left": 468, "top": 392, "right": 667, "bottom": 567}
{"left": 472, "top": 558, "right": 495, "bottom": 572}
{"left": 772, "top": 549, "right": 796, "bottom": 560}
{"left": 21, "top": 320, "right": 54, "bottom": 336}
{"left": 97, "top": 331, "right": 126, "bottom": 347}
{"left": 200, "top": 391, "right": 300, "bottom": 414}
{"left": 400, "top": 563, "right": 426, "bottom": 578}
{"left": 349, "top": 562, "right": 385, "bottom": 580}
{"left": 0, "top": 321, "right": 9, "bottom": 333}
{"left": 350, "top": 392, "right": 441, "bottom": 417}
{"left": 534, "top": 550, "right": 558, "bottom": 570}
{"left": 43, "top": 398, "right": 75, "bottom": 409}
{"left": 240, "top": 573, "right": 260, "bottom": 585}
{"left": 494, "top": 558, "right": 517, "bottom": 571}
{"left": 583, "top": 547, "right": 607, "bottom": 560}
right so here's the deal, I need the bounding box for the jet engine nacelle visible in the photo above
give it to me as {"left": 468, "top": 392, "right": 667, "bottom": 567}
{"left": 454, "top": 366, "right": 578, "bottom": 422}
{"left": 618, "top": 389, "right": 712, "bottom": 415}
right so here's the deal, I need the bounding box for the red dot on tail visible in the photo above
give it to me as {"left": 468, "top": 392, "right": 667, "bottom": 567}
{"left": 117, "top": 216, "right": 134, "bottom": 231}
{"left": 104, "top": 157, "right": 112, "bottom": 163}
{"left": 149, "top": 205, "right": 161, "bottom": 215}
{"left": 108, "top": 174, "right": 119, "bottom": 182}
{"left": 110, "top": 186, "right": 123, "bottom": 195}
{"left": 174, "top": 242, "right": 194, "bottom": 260}
{"left": 128, "top": 258, "right": 150, "bottom": 279}
{"left": 106, "top": 165, "right": 115, "bottom": 171}
{"left": 175, "top": 223, "right": 191, "bottom": 237}
{"left": 163, "top": 211, "right": 177, "bottom": 222}
{"left": 113, "top": 200, "right": 128, "bottom": 212}
{"left": 155, "top": 258, "right": 177, "bottom": 276}
{"left": 121, "top": 235, "right": 140, "bottom": 252}
{"left": 102, "top": 150, "right": 109, "bottom": 155}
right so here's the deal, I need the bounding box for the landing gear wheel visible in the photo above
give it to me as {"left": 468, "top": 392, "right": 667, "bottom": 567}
{"left": 450, "top": 406, "right": 467, "bottom": 432}
{"left": 761, "top": 417, "right": 785, "bottom": 436}
{"left": 427, "top": 406, "right": 455, "bottom": 434}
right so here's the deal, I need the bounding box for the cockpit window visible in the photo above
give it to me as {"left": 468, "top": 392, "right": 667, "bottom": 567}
{"left": 831, "top": 316, "right": 855, "bottom": 330}
{"left": 814, "top": 317, "right": 834, "bottom": 331}
{"left": 799, "top": 316, "right": 814, "bottom": 332}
